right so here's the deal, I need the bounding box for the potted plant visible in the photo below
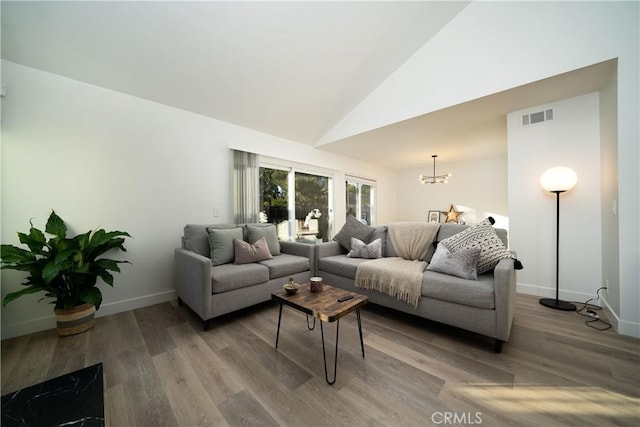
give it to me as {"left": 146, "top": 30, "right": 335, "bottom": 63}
{"left": 1, "top": 210, "right": 130, "bottom": 336}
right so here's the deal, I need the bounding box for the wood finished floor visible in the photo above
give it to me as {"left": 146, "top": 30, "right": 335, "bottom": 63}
{"left": 2, "top": 294, "right": 639, "bottom": 427}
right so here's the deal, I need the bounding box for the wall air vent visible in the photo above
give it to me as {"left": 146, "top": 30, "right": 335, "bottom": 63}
{"left": 522, "top": 108, "right": 554, "bottom": 126}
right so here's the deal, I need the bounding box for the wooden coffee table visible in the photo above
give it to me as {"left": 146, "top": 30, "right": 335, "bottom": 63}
{"left": 271, "top": 283, "right": 368, "bottom": 385}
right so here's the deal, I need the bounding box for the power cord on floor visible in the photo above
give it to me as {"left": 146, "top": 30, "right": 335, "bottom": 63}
{"left": 573, "top": 287, "right": 612, "bottom": 331}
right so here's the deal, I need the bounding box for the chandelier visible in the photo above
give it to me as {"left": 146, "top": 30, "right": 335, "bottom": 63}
{"left": 419, "top": 155, "right": 451, "bottom": 184}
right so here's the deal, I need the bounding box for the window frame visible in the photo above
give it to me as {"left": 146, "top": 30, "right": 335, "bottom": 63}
{"left": 345, "top": 175, "right": 376, "bottom": 226}
{"left": 260, "top": 157, "right": 336, "bottom": 241}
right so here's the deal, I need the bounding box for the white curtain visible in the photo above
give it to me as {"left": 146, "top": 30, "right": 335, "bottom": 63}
{"left": 232, "top": 150, "right": 260, "bottom": 224}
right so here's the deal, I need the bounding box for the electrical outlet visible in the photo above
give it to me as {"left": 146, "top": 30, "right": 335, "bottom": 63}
{"left": 213, "top": 207, "right": 221, "bottom": 217}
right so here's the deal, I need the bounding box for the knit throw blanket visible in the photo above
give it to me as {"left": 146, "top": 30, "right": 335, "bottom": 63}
{"left": 389, "top": 222, "right": 440, "bottom": 261}
{"left": 355, "top": 223, "right": 440, "bottom": 307}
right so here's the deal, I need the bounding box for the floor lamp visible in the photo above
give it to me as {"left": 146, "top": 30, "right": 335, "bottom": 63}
{"left": 539, "top": 166, "right": 578, "bottom": 311}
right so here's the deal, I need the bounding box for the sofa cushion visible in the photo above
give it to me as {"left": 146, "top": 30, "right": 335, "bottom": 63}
{"left": 426, "top": 223, "right": 470, "bottom": 262}
{"left": 234, "top": 237, "right": 273, "bottom": 264}
{"left": 347, "top": 237, "right": 382, "bottom": 259}
{"left": 421, "top": 270, "right": 495, "bottom": 309}
{"left": 440, "top": 219, "right": 515, "bottom": 274}
{"left": 259, "top": 253, "right": 310, "bottom": 279}
{"left": 245, "top": 223, "right": 281, "bottom": 256}
{"left": 333, "top": 216, "right": 375, "bottom": 251}
{"left": 207, "top": 227, "right": 243, "bottom": 266}
{"left": 319, "top": 255, "right": 371, "bottom": 280}
{"left": 184, "top": 223, "right": 240, "bottom": 258}
{"left": 211, "top": 263, "right": 270, "bottom": 294}
{"left": 184, "top": 224, "right": 214, "bottom": 257}
{"left": 427, "top": 244, "right": 481, "bottom": 280}
{"left": 369, "top": 226, "right": 388, "bottom": 256}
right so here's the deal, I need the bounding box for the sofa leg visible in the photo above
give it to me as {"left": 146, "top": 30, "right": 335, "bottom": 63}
{"left": 203, "top": 319, "right": 211, "bottom": 331}
{"left": 494, "top": 339, "right": 504, "bottom": 353}
{"left": 177, "top": 297, "right": 183, "bottom": 306}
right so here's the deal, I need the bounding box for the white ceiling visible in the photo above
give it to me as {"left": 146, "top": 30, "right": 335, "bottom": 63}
{"left": 321, "top": 60, "right": 617, "bottom": 169}
{"left": 1, "top": 1, "right": 614, "bottom": 171}
{"left": 1, "top": 0, "right": 468, "bottom": 144}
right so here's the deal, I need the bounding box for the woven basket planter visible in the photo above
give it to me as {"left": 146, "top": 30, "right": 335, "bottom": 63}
{"left": 55, "top": 303, "right": 96, "bottom": 336}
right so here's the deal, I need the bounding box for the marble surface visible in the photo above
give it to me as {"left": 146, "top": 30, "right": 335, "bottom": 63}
{"left": 2, "top": 363, "right": 104, "bottom": 426}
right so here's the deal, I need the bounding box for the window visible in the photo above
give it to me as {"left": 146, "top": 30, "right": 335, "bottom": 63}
{"left": 259, "top": 167, "right": 289, "bottom": 240}
{"left": 259, "top": 165, "right": 333, "bottom": 242}
{"left": 346, "top": 176, "right": 375, "bottom": 226}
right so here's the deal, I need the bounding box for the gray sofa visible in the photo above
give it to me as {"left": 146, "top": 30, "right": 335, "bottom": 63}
{"left": 316, "top": 223, "right": 517, "bottom": 352}
{"left": 175, "top": 223, "right": 314, "bottom": 329}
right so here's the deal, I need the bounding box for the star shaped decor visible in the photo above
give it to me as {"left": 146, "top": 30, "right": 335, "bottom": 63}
{"left": 442, "top": 204, "right": 463, "bottom": 223}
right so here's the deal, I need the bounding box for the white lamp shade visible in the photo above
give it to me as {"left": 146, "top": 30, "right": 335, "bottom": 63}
{"left": 540, "top": 167, "right": 578, "bottom": 192}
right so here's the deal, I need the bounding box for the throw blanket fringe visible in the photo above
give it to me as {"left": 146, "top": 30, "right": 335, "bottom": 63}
{"left": 355, "top": 257, "right": 427, "bottom": 308}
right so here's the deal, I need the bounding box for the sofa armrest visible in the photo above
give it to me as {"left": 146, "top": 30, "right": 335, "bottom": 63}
{"left": 280, "top": 241, "right": 314, "bottom": 258}
{"left": 280, "top": 241, "right": 316, "bottom": 275}
{"left": 174, "top": 248, "right": 212, "bottom": 321}
{"left": 316, "top": 241, "right": 345, "bottom": 258}
{"left": 493, "top": 254, "right": 517, "bottom": 342}
{"left": 315, "top": 241, "right": 346, "bottom": 276}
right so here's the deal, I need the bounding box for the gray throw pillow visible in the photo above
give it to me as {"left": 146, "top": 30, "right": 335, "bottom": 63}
{"left": 369, "top": 226, "right": 388, "bottom": 257}
{"left": 207, "top": 227, "right": 243, "bottom": 266}
{"left": 333, "top": 216, "right": 375, "bottom": 251}
{"left": 347, "top": 238, "right": 382, "bottom": 259}
{"left": 183, "top": 224, "right": 214, "bottom": 257}
{"left": 246, "top": 224, "right": 281, "bottom": 256}
{"left": 427, "top": 244, "right": 481, "bottom": 280}
{"left": 439, "top": 218, "right": 515, "bottom": 274}
{"left": 233, "top": 237, "right": 273, "bottom": 264}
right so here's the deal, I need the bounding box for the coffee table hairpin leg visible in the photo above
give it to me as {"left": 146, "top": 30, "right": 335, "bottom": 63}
{"left": 275, "top": 303, "right": 283, "bottom": 348}
{"left": 320, "top": 308, "right": 365, "bottom": 385}
{"left": 320, "top": 319, "right": 340, "bottom": 385}
{"left": 275, "top": 304, "right": 365, "bottom": 385}
{"left": 306, "top": 315, "right": 316, "bottom": 330}
{"left": 275, "top": 304, "right": 316, "bottom": 348}
{"left": 357, "top": 308, "right": 365, "bottom": 358}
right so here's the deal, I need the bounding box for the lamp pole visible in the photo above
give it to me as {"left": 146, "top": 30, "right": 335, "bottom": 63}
{"left": 539, "top": 170, "right": 577, "bottom": 311}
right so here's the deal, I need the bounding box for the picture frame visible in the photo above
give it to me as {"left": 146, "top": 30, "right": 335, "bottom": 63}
{"left": 428, "top": 210, "right": 441, "bottom": 223}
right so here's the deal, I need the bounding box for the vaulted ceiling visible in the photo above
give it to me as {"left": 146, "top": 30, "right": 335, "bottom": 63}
{"left": 1, "top": 1, "right": 613, "bottom": 170}
{"left": 2, "top": 1, "right": 468, "bottom": 142}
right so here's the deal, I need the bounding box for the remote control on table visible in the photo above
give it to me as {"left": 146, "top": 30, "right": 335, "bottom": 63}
{"left": 337, "top": 295, "right": 354, "bottom": 302}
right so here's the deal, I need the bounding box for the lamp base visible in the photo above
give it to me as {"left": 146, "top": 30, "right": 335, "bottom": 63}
{"left": 539, "top": 298, "right": 576, "bottom": 311}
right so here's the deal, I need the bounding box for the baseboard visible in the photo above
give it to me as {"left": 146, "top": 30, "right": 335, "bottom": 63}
{"left": 96, "top": 290, "right": 176, "bottom": 318}
{"left": 516, "top": 282, "right": 599, "bottom": 304}
{"left": 0, "top": 314, "right": 58, "bottom": 341}
{"left": 602, "top": 298, "right": 640, "bottom": 338}
{"left": 517, "top": 282, "right": 640, "bottom": 338}
{"left": 616, "top": 319, "right": 640, "bottom": 338}
{"left": 600, "top": 296, "right": 619, "bottom": 331}
{"left": 1, "top": 290, "right": 176, "bottom": 340}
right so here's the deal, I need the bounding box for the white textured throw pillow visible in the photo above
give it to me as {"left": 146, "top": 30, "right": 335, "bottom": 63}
{"left": 427, "top": 244, "right": 481, "bottom": 280}
{"left": 440, "top": 219, "right": 515, "bottom": 274}
{"left": 347, "top": 237, "right": 382, "bottom": 259}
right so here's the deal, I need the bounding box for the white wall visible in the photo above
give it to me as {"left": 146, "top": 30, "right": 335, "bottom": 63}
{"left": 508, "top": 93, "right": 602, "bottom": 303}
{"left": 0, "top": 61, "right": 397, "bottom": 339}
{"left": 396, "top": 155, "right": 508, "bottom": 230}
{"left": 599, "top": 65, "right": 619, "bottom": 316}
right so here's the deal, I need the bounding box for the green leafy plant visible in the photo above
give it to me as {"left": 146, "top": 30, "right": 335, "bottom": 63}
{"left": 1, "top": 210, "right": 130, "bottom": 310}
